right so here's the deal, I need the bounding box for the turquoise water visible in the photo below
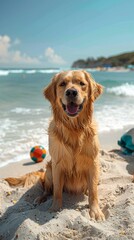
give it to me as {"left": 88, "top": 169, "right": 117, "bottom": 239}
{"left": 0, "top": 69, "right": 134, "bottom": 167}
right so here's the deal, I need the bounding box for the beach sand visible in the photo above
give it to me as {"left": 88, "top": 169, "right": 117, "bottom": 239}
{"left": 0, "top": 129, "right": 134, "bottom": 240}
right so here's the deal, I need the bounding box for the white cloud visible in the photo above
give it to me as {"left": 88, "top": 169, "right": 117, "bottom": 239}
{"left": 13, "top": 38, "right": 21, "bottom": 45}
{"left": 45, "top": 47, "right": 66, "bottom": 65}
{"left": 0, "top": 35, "right": 40, "bottom": 66}
{"left": 12, "top": 51, "right": 40, "bottom": 64}
{"left": 0, "top": 35, "right": 11, "bottom": 60}
{"left": 0, "top": 35, "right": 67, "bottom": 67}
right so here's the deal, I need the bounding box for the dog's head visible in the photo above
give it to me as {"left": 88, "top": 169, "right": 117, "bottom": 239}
{"left": 44, "top": 70, "right": 103, "bottom": 118}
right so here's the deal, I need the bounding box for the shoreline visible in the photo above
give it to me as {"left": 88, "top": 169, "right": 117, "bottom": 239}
{"left": 0, "top": 155, "right": 49, "bottom": 179}
{"left": 0, "top": 126, "right": 132, "bottom": 179}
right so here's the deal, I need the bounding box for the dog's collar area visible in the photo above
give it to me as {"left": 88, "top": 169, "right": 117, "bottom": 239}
{"left": 60, "top": 99, "right": 85, "bottom": 117}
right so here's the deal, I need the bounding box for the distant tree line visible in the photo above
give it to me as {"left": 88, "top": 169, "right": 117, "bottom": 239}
{"left": 72, "top": 52, "right": 134, "bottom": 68}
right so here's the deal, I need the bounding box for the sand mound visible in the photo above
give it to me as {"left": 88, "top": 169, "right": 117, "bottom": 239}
{"left": 0, "top": 150, "right": 134, "bottom": 240}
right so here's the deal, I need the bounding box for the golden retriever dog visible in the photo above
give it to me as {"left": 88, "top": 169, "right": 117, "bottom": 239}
{"left": 5, "top": 70, "right": 105, "bottom": 221}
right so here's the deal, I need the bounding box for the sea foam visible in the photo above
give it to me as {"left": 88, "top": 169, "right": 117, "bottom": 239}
{"left": 0, "top": 69, "right": 24, "bottom": 76}
{"left": 25, "top": 70, "right": 37, "bottom": 74}
{"left": 10, "top": 108, "right": 44, "bottom": 115}
{"left": 10, "top": 108, "right": 31, "bottom": 114}
{"left": 38, "top": 69, "right": 60, "bottom": 74}
{"left": 107, "top": 83, "right": 134, "bottom": 97}
{"left": 0, "top": 69, "right": 60, "bottom": 76}
{"left": 96, "top": 103, "right": 134, "bottom": 132}
{"left": 0, "top": 117, "right": 49, "bottom": 168}
{"left": 0, "top": 70, "right": 9, "bottom": 76}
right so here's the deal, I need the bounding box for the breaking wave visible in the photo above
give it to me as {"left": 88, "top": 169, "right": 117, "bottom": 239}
{"left": 0, "top": 69, "right": 61, "bottom": 76}
{"left": 107, "top": 83, "right": 134, "bottom": 97}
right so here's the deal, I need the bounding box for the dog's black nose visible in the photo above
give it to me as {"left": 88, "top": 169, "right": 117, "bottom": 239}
{"left": 65, "top": 89, "right": 78, "bottom": 98}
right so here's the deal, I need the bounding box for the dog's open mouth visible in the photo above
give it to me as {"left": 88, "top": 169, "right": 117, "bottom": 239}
{"left": 61, "top": 100, "right": 85, "bottom": 117}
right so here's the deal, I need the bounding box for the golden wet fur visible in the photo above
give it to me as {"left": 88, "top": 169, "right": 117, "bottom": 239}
{"left": 5, "top": 70, "right": 105, "bottom": 220}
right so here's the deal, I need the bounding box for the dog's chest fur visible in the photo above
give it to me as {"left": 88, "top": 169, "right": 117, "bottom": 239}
{"left": 48, "top": 119, "right": 98, "bottom": 172}
{"left": 48, "top": 120, "right": 99, "bottom": 194}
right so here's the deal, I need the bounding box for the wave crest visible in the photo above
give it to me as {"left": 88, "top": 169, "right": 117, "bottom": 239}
{"left": 0, "top": 69, "right": 61, "bottom": 76}
{"left": 0, "top": 70, "right": 9, "bottom": 76}
{"left": 107, "top": 83, "right": 134, "bottom": 97}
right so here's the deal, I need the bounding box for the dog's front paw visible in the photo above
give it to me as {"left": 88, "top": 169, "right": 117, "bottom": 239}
{"left": 49, "top": 200, "right": 62, "bottom": 212}
{"left": 89, "top": 205, "right": 105, "bottom": 221}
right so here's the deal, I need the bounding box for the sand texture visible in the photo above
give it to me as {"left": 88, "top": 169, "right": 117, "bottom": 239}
{"left": 0, "top": 150, "right": 134, "bottom": 240}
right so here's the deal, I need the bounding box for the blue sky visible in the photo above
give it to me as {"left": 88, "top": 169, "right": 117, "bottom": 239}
{"left": 0, "top": 0, "right": 134, "bottom": 68}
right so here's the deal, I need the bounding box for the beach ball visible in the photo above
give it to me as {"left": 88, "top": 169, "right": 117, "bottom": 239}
{"left": 30, "top": 146, "right": 46, "bottom": 163}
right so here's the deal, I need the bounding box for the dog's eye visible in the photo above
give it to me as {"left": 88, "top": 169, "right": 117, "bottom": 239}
{"left": 59, "top": 81, "right": 66, "bottom": 87}
{"left": 80, "top": 81, "right": 85, "bottom": 86}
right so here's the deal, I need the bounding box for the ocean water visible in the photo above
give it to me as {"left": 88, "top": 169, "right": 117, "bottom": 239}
{"left": 0, "top": 69, "right": 134, "bottom": 168}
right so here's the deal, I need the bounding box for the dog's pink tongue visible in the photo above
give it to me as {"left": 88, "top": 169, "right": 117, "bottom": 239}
{"left": 67, "top": 103, "right": 78, "bottom": 115}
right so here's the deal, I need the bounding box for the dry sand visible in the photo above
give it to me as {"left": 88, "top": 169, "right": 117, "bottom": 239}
{"left": 0, "top": 131, "right": 134, "bottom": 240}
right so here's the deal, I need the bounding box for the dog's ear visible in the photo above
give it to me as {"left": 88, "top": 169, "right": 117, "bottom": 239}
{"left": 91, "top": 81, "right": 103, "bottom": 101}
{"left": 44, "top": 73, "right": 59, "bottom": 105}
{"left": 83, "top": 70, "right": 103, "bottom": 101}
